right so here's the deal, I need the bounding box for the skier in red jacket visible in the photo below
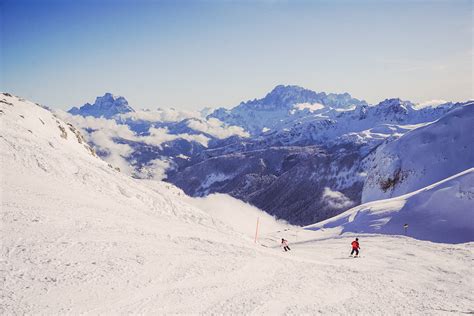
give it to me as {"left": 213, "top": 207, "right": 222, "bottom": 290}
{"left": 350, "top": 238, "right": 360, "bottom": 257}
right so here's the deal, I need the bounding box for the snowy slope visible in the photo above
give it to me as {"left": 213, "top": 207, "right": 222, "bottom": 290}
{"left": 1, "top": 93, "right": 473, "bottom": 314}
{"left": 186, "top": 193, "right": 292, "bottom": 238}
{"left": 362, "top": 102, "right": 474, "bottom": 202}
{"left": 0, "top": 93, "right": 253, "bottom": 312}
{"left": 307, "top": 169, "right": 474, "bottom": 243}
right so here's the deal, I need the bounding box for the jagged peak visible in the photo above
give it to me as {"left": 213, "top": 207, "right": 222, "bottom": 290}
{"left": 264, "top": 85, "right": 321, "bottom": 99}
{"left": 376, "top": 98, "right": 414, "bottom": 109}
{"left": 94, "top": 92, "right": 129, "bottom": 105}
{"left": 267, "top": 84, "right": 310, "bottom": 94}
{"left": 212, "top": 86, "right": 365, "bottom": 114}
{"left": 68, "top": 92, "right": 135, "bottom": 118}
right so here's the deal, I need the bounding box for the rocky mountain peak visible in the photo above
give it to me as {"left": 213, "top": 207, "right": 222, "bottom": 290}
{"left": 69, "top": 93, "right": 135, "bottom": 119}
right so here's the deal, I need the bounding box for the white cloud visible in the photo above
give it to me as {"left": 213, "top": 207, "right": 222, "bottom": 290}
{"left": 89, "top": 129, "right": 135, "bottom": 174}
{"left": 176, "top": 154, "right": 190, "bottom": 160}
{"left": 56, "top": 109, "right": 249, "bottom": 180}
{"left": 293, "top": 102, "right": 325, "bottom": 113}
{"left": 140, "top": 127, "right": 180, "bottom": 146}
{"left": 140, "top": 127, "right": 210, "bottom": 148}
{"left": 55, "top": 111, "right": 212, "bottom": 177}
{"left": 136, "top": 159, "right": 170, "bottom": 180}
{"left": 415, "top": 99, "right": 448, "bottom": 109}
{"left": 119, "top": 108, "right": 200, "bottom": 122}
{"left": 56, "top": 110, "right": 136, "bottom": 174}
{"left": 322, "top": 187, "right": 354, "bottom": 210}
{"left": 187, "top": 117, "right": 250, "bottom": 139}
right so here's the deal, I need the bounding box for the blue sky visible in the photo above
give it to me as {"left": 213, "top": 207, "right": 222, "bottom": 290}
{"left": 1, "top": 0, "right": 472, "bottom": 110}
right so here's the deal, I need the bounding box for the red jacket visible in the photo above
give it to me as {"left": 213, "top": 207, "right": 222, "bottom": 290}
{"left": 351, "top": 241, "right": 360, "bottom": 249}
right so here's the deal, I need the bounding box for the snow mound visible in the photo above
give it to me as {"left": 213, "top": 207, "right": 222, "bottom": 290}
{"left": 307, "top": 169, "right": 474, "bottom": 244}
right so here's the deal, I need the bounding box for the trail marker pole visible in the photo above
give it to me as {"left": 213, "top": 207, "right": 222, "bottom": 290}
{"left": 254, "top": 217, "right": 260, "bottom": 244}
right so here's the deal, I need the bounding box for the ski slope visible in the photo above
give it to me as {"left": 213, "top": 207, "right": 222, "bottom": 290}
{"left": 1, "top": 93, "right": 473, "bottom": 314}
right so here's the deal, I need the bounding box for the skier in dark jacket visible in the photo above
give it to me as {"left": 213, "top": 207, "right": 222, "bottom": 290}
{"left": 350, "top": 238, "right": 360, "bottom": 257}
{"left": 281, "top": 238, "right": 291, "bottom": 252}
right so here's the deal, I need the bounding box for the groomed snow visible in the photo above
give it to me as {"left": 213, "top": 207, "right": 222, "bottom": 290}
{"left": 1, "top": 94, "right": 473, "bottom": 314}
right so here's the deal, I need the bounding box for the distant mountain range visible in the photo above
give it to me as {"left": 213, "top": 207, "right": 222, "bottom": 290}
{"left": 65, "top": 85, "right": 473, "bottom": 225}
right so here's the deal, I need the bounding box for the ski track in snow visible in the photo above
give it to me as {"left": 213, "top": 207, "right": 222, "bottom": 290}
{"left": 1, "top": 94, "right": 473, "bottom": 314}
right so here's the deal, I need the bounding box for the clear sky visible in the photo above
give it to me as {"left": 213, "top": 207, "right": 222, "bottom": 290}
{"left": 1, "top": 0, "right": 472, "bottom": 110}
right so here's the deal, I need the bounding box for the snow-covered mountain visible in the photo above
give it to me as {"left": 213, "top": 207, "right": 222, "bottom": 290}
{"left": 362, "top": 103, "right": 474, "bottom": 202}
{"left": 209, "top": 86, "right": 458, "bottom": 141}
{"left": 2, "top": 92, "right": 473, "bottom": 314}
{"left": 212, "top": 96, "right": 461, "bottom": 150}
{"left": 210, "top": 85, "right": 368, "bottom": 135}
{"left": 307, "top": 168, "right": 474, "bottom": 244}
{"left": 166, "top": 90, "right": 470, "bottom": 225}
{"left": 64, "top": 86, "right": 471, "bottom": 225}
{"left": 169, "top": 98, "right": 470, "bottom": 225}
{"left": 69, "top": 93, "right": 135, "bottom": 118}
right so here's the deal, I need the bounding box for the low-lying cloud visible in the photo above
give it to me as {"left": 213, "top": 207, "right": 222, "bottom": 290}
{"left": 56, "top": 111, "right": 136, "bottom": 174}
{"left": 322, "top": 187, "right": 355, "bottom": 210}
{"left": 140, "top": 127, "right": 211, "bottom": 147}
{"left": 56, "top": 110, "right": 248, "bottom": 178}
{"left": 187, "top": 117, "right": 250, "bottom": 139}
{"left": 119, "top": 108, "right": 200, "bottom": 122}
{"left": 415, "top": 99, "right": 448, "bottom": 109}
{"left": 136, "top": 158, "right": 171, "bottom": 180}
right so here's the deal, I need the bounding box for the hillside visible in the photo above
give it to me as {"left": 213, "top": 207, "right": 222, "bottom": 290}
{"left": 362, "top": 102, "right": 474, "bottom": 202}
{"left": 307, "top": 169, "right": 474, "bottom": 243}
